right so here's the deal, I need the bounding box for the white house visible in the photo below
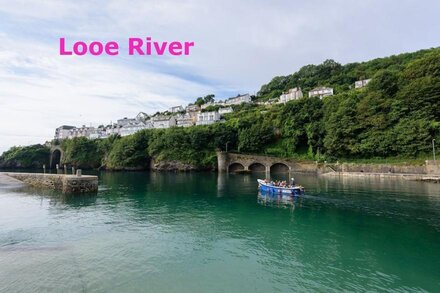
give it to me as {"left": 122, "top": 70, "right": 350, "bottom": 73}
{"left": 136, "top": 112, "right": 149, "bottom": 121}
{"left": 308, "top": 87, "right": 334, "bottom": 98}
{"left": 169, "top": 105, "right": 184, "bottom": 113}
{"left": 175, "top": 113, "right": 194, "bottom": 127}
{"left": 69, "top": 125, "right": 96, "bottom": 139}
{"left": 219, "top": 107, "right": 233, "bottom": 115}
{"left": 119, "top": 121, "right": 153, "bottom": 136}
{"left": 196, "top": 111, "right": 221, "bottom": 125}
{"left": 279, "top": 87, "right": 303, "bottom": 103}
{"left": 89, "top": 126, "right": 108, "bottom": 139}
{"left": 355, "top": 79, "right": 371, "bottom": 89}
{"left": 54, "top": 125, "right": 76, "bottom": 140}
{"left": 117, "top": 117, "right": 137, "bottom": 126}
{"left": 200, "top": 101, "right": 216, "bottom": 109}
{"left": 152, "top": 115, "right": 176, "bottom": 129}
{"left": 224, "top": 93, "right": 252, "bottom": 106}
{"left": 185, "top": 104, "right": 200, "bottom": 112}
{"left": 105, "top": 125, "right": 122, "bottom": 136}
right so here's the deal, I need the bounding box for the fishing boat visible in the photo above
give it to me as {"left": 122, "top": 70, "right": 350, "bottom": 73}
{"left": 257, "top": 179, "right": 305, "bottom": 196}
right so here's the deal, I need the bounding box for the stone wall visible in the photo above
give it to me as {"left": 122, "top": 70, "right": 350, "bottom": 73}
{"left": 325, "top": 161, "right": 440, "bottom": 175}
{"left": 327, "top": 163, "right": 427, "bottom": 174}
{"left": 426, "top": 160, "right": 440, "bottom": 175}
{"left": 3, "top": 172, "right": 98, "bottom": 194}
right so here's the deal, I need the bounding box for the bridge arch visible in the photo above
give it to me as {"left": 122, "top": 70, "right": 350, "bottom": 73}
{"left": 270, "top": 162, "right": 290, "bottom": 173}
{"left": 50, "top": 146, "right": 63, "bottom": 169}
{"left": 248, "top": 162, "right": 266, "bottom": 172}
{"left": 228, "top": 162, "right": 245, "bottom": 173}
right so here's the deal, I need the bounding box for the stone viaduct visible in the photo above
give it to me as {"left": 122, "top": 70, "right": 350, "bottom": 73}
{"left": 217, "top": 152, "right": 318, "bottom": 173}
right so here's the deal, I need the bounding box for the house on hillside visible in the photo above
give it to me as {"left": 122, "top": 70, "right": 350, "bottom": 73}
{"left": 169, "top": 105, "right": 184, "bottom": 113}
{"left": 185, "top": 104, "right": 200, "bottom": 113}
{"left": 308, "top": 87, "right": 334, "bottom": 98}
{"left": 119, "top": 120, "right": 153, "bottom": 136}
{"left": 176, "top": 113, "right": 194, "bottom": 127}
{"left": 224, "top": 94, "right": 252, "bottom": 106}
{"left": 54, "top": 125, "right": 76, "bottom": 140}
{"left": 152, "top": 115, "right": 176, "bottom": 129}
{"left": 201, "top": 101, "right": 216, "bottom": 109}
{"left": 219, "top": 107, "right": 233, "bottom": 115}
{"left": 117, "top": 117, "right": 137, "bottom": 127}
{"left": 69, "top": 125, "right": 96, "bottom": 139}
{"left": 136, "top": 112, "right": 149, "bottom": 121}
{"left": 196, "top": 111, "right": 220, "bottom": 125}
{"left": 355, "top": 79, "right": 371, "bottom": 89}
{"left": 279, "top": 87, "right": 303, "bottom": 103}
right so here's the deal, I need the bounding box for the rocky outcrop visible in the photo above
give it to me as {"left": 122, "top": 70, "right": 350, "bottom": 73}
{"left": 150, "top": 159, "right": 212, "bottom": 172}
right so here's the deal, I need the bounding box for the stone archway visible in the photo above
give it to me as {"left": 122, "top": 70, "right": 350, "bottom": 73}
{"left": 50, "top": 148, "right": 62, "bottom": 169}
{"left": 270, "top": 163, "right": 290, "bottom": 173}
{"left": 228, "top": 162, "right": 245, "bottom": 173}
{"left": 249, "top": 162, "right": 266, "bottom": 172}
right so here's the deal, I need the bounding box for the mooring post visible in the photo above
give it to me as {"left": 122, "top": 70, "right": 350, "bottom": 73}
{"left": 43, "top": 164, "right": 46, "bottom": 174}
{"left": 76, "top": 169, "right": 82, "bottom": 177}
{"left": 72, "top": 166, "right": 75, "bottom": 175}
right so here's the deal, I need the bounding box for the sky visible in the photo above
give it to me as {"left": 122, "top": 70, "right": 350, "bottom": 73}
{"left": 0, "top": 0, "right": 439, "bottom": 153}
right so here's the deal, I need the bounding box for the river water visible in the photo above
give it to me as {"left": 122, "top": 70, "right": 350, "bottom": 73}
{"left": 0, "top": 172, "right": 439, "bottom": 292}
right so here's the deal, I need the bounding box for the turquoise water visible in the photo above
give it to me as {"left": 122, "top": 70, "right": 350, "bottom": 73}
{"left": 0, "top": 172, "right": 439, "bottom": 292}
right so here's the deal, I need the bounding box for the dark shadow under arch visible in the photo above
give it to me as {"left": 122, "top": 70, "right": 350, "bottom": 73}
{"left": 249, "top": 162, "right": 266, "bottom": 172}
{"left": 270, "top": 163, "right": 289, "bottom": 173}
{"left": 50, "top": 150, "right": 61, "bottom": 169}
{"left": 228, "top": 162, "right": 245, "bottom": 173}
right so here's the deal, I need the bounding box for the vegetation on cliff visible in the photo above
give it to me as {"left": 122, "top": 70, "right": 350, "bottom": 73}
{"left": 0, "top": 144, "right": 50, "bottom": 169}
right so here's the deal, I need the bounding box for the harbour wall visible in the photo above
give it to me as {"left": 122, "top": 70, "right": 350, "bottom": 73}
{"left": 217, "top": 152, "right": 440, "bottom": 181}
{"left": 1, "top": 172, "right": 98, "bottom": 194}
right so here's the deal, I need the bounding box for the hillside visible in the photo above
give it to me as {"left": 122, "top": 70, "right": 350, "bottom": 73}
{"left": 1, "top": 47, "right": 439, "bottom": 169}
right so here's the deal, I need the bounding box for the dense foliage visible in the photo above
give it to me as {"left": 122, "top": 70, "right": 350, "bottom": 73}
{"left": 0, "top": 144, "right": 50, "bottom": 168}
{"left": 1, "top": 47, "right": 439, "bottom": 169}
{"left": 61, "top": 137, "right": 103, "bottom": 168}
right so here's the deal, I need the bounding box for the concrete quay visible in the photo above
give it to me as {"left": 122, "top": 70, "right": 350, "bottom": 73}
{"left": 0, "top": 172, "right": 98, "bottom": 194}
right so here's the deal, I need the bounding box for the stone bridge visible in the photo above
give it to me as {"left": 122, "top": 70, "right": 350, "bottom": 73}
{"left": 217, "top": 152, "right": 318, "bottom": 173}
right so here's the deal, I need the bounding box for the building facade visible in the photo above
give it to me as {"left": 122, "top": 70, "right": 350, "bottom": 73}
{"left": 219, "top": 107, "right": 233, "bottom": 115}
{"left": 169, "top": 105, "right": 184, "bottom": 113}
{"left": 279, "top": 87, "right": 303, "bottom": 103}
{"left": 152, "top": 116, "right": 176, "bottom": 129}
{"left": 355, "top": 79, "right": 371, "bottom": 89}
{"left": 308, "top": 87, "right": 334, "bottom": 98}
{"left": 119, "top": 121, "right": 153, "bottom": 136}
{"left": 196, "top": 111, "right": 221, "bottom": 125}
{"left": 185, "top": 104, "right": 200, "bottom": 112}
{"left": 175, "top": 114, "right": 194, "bottom": 127}
{"left": 224, "top": 94, "right": 252, "bottom": 106}
{"left": 54, "top": 125, "right": 76, "bottom": 140}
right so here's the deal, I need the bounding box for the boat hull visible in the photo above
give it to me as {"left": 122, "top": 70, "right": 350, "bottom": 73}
{"left": 257, "top": 179, "right": 305, "bottom": 196}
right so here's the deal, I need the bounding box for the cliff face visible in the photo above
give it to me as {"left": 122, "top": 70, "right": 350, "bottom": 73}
{"left": 149, "top": 158, "right": 214, "bottom": 172}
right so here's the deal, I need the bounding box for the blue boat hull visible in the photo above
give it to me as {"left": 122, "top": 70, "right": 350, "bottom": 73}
{"left": 258, "top": 179, "right": 305, "bottom": 196}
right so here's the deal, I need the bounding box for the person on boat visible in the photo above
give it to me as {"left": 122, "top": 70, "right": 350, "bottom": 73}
{"left": 291, "top": 177, "right": 296, "bottom": 186}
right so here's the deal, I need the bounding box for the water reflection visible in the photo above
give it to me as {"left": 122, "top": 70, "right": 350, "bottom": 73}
{"left": 1, "top": 171, "right": 440, "bottom": 292}
{"left": 257, "top": 191, "right": 303, "bottom": 210}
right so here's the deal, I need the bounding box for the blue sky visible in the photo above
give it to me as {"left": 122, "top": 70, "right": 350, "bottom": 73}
{"left": 0, "top": 0, "right": 439, "bottom": 153}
